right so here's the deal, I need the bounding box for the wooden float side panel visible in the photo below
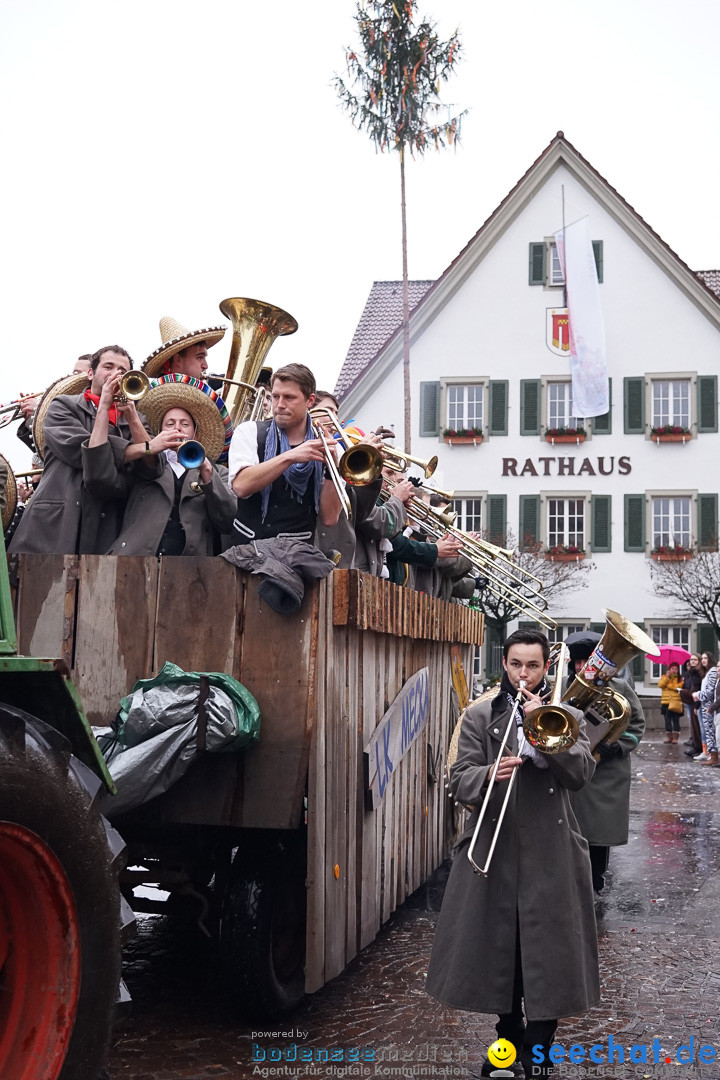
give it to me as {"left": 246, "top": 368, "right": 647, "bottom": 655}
{"left": 73, "top": 556, "right": 159, "bottom": 726}
{"left": 12, "top": 554, "right": 76, "bottom": 667}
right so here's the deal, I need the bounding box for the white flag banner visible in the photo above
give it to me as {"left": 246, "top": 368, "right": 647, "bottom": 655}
{"left": 554, "top": 218, "right": 609, "bottom": 417}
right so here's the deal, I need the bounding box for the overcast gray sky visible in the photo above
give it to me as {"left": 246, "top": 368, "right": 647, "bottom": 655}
{"left": 1, "top": 0, "right": 718, "bottom": 465}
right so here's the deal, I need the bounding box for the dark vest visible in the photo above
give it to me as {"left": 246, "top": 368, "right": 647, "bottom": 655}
{"left": 231, "top": 420, "right": 319, "bottom": 545}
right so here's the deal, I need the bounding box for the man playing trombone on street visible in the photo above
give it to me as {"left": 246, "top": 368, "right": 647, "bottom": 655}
{"left": 228, "top": 363, "right": 343, "bottom": 544}
{"left": 426, "top": 628, "right": 599, "bottom": 1080}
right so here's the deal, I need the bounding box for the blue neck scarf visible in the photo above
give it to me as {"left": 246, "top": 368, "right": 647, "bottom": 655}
{"left": 261, "top": 416, "right": 323, "bottom": 523}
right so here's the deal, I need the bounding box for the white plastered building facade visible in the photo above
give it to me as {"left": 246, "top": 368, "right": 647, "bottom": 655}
{"left": 336, "top": 134, "right": 720, "bottom": 689}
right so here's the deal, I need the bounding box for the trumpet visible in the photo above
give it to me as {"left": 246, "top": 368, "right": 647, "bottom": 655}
{"left": 177, "top": 440, "right": 206, "bottom": 470}
{"left": 382, "top": 445, "right": 438, "bottom": 478}
{"left": 116, "top": 370, "right": 151, "bottom": 404}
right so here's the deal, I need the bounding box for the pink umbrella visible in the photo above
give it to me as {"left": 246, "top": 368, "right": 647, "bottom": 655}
{"left": 648, "top": 645, "right": 691, "bottom": 666}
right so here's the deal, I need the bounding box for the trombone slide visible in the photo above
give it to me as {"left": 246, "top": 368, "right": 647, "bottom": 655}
{"left": 466, "top": 682, "right": 526, "bottom": 877}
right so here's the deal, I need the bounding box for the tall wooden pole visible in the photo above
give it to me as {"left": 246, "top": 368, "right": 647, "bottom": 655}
{"left": 400, "top": 144, "right": 411, "bottom": 453}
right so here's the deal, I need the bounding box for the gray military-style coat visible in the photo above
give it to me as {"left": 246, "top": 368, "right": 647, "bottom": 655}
{"left": 82, "top": 443, "right": 237, "bottom": 556}
{"left": 569, "top": 677, "right": 645, "bottom": 847}
{"left": 8, "top": 394, "right": 133, "bottom": 555}
{"left": 426, "top": 692, "right": 600, "bottom": 1021}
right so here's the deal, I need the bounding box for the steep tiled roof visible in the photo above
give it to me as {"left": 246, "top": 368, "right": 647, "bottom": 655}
{"left": 334, "top": 280, "right": 433, "bottom": 398}
{"left": 698, "top": 270, "right": 720, "bottom": 298}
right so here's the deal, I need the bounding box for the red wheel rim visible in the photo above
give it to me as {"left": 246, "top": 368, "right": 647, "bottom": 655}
{"left": 0, "top": 822, "right": 81, "bottom": 1080}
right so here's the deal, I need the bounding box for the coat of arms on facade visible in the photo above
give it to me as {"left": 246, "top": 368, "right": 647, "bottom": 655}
{"left": 546, "top": 307, "right": 570, "bottom": 356}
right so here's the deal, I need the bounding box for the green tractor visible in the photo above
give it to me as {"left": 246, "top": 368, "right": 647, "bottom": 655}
{"left": 0, "top": 532, "right": 133, "bottom": 1080}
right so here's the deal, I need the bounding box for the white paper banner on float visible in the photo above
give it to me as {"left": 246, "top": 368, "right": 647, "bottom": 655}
{"left": 554, "top": 217, "right": 609, "bottom": 418}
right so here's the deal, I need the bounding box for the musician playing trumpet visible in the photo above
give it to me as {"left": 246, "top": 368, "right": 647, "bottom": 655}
{"left": 426, "top": 629, "right": 599, "bottom": 1080}
{"left": 228, "top": 363, "right": 342, "bottom": 545}
{"left": 8, "top": 346, "right": 142, "bottom": 555}
{"left": 83, "top": 377, "right": 236, "bottom": 557}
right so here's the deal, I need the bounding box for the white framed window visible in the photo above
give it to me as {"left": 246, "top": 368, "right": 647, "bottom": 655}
{"left": 652, "top": 379, "right": 690, "bottom": 429}
{"left": 451, "top": 497, "right": 483, "bottom": 533}
{"left": 650, "top": 624, "right": 691, "bottom": 681}
{"left": 547, "top": 497, "right": 586, "bottom": 549}
{"left": 547, "top": 381, "right": 584, "bottom": 430}
{"left": 652, "top": 496, "right": 691, "bottom": 549}
{"left": 445, "top": 383, "right": 483, "bottom": 432}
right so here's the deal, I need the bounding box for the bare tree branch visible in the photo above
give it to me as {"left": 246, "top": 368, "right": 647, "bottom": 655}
{"left": 649, "top": 551, "right": 720, "bottom": 637}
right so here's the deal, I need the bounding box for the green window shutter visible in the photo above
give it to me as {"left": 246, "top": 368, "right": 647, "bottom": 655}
{"left": 697, "top": 375, "right": 718, "bottom": 434}
{"left": 520, "top": 379, "right": 541, "bottom": 435}
{"left": 624, "top": 494, "right": 646, "bottom": 552}
{"left": 489, "top": 380, "right": 509, "bottom": 436}
{"left": 697, "top": 623, "right": 718, "bottom": 657}
{"left": 592, "top": 240, "right": 604, "bottom": 283}
{"left": 630, "top": 622, "right": 647, "bottom": 679}
{"left": 486, "top": 494, "right": 507, "bottom": 545}
{"left": 591, "top": 494, "right": 612, "bottom": 553}
{"left": 529, "top": 242, "right": 546, "bottom": 285}
{"left": 592, "top": 377, "right": 612, "bottom": 434}
{"left": 623, "top": 377, "right": 645, "bottom": 434}
{"left": 518, "top": 494, "right": 540, "bottom": 551}
{"left": 698, "top": 493, "right": 718, "bottom": 551}
{"left": 419, "top": 381, "right": 440, "bottom": 437}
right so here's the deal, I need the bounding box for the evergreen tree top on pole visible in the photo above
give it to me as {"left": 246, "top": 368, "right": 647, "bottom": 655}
{"left": 334, "top": 0, "right": 468, "bottom": 156}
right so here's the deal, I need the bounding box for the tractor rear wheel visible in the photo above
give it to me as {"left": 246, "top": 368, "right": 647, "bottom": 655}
{"left": 0, "top": 705, "right": 133, "bottom": 1080}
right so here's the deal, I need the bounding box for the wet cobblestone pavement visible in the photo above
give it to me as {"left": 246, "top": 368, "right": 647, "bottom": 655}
{"left": 108, "top": 736, "right": 720, "bottom": 1080}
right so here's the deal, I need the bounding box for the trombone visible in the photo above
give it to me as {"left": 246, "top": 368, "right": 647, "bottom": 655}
{"left": 336, "top": 422, "right": 439, "bottom": 479}
{"left": 309, "top": 421, "right": 352, "bottom": 520}
{"left": 309, "top": 407, "right": 384, "bottom": 487}
{"left": 467, "top": 643, "right": 578, "bottom": 875}
{"left": 0, "top": 393, "right": 44, "bottom": 429}
{"left": 387, "top": 482, "right": 555, "bottom": 630}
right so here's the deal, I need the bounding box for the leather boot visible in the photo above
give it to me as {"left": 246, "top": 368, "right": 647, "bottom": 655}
{"left": 671, "top": 732, "right": 679, "bottom": 743}
{"left": 702, "top": 750, "right": 720, "bottom": 766}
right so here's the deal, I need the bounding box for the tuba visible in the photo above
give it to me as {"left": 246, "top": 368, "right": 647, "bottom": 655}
{"left": 561, "top": 609, "right": 660, "bottom": 756}
{"left": 217, "top": 297, "right": 298, "bottom": 424}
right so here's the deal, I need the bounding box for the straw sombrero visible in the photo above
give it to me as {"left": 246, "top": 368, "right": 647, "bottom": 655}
{"left": 141, "top": 376, "right": 230, "bottom": 463}
{"left": 143, "top": 316, "right": 226, "bottom": 379}
{"left": 33, "top": 372, "right": 92, "bottom": 461}
{"left": 1, "top": 454, "right": 17, "bottom": 533}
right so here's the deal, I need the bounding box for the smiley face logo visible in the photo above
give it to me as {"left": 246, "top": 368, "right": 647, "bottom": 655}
{"left": 487, "top": 1039, "right": 517, "bottom": 1068}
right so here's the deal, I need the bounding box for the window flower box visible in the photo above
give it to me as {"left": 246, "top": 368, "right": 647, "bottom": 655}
{"left": 651, "top": 545, "right": 692, "bottom": 562}
{"left": 651, "top": 425, "right": 691, "bottom": 444}
{"left": 545, "top": 545, "right": 585, "bottom": 562}
{"left": 442, "top": 428, "right": 483, "bottom": 445}
{"left": 545, "top": 427, "right": 586, "bottom": 445}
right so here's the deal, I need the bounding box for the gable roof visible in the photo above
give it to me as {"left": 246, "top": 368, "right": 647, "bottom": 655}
{"left": 335, "top": 280, "right": 433, "bottom": 397}
{"left": 338, "top": 132, "right": 720, "bottom": 410}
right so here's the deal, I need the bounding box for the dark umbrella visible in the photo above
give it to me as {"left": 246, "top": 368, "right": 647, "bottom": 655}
{"left": 564, "top": 630, "right": 601, "bottom": 662}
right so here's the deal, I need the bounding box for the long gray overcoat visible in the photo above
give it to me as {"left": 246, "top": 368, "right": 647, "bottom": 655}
{"left": 569, "top": 678, "right": 645, "bottom": 846}
{"left": 426, "top": 692, "right": 600, "bottom": 1021}
{"left": 8, "top": 394, "right": 133, "bottom": 555}
{"left": 82, "top": 443, "right": 237, "bottom": 556}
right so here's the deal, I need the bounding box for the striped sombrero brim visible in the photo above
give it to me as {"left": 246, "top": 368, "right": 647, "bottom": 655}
{"left": 144, "top": 376, "right": 232, "bottom": 463}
